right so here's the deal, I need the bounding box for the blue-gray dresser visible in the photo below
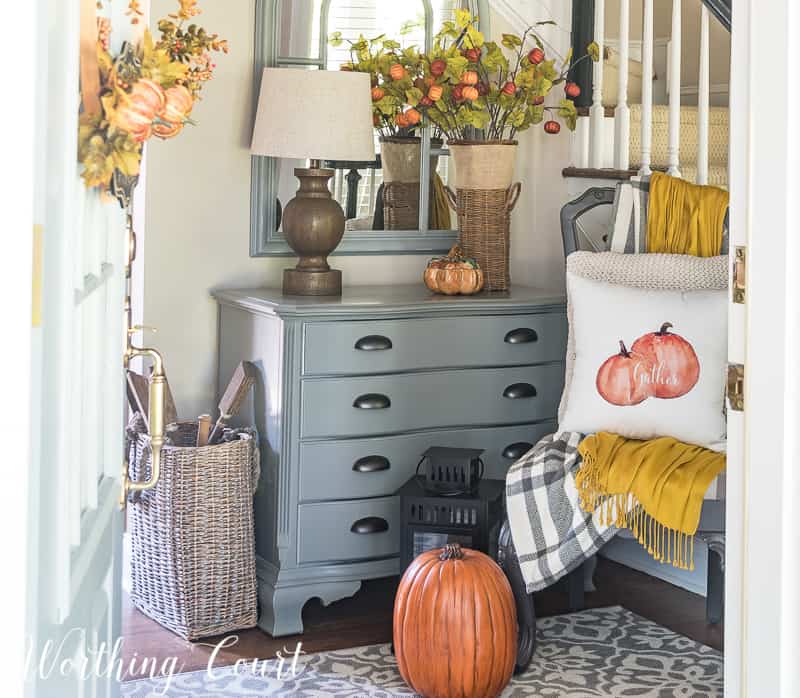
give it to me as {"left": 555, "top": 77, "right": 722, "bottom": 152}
{"left": 212, "top": 285, "right": 567, "bottom": 636}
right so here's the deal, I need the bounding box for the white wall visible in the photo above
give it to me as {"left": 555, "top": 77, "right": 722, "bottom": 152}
{"left": 143, "top": 0, "right": 569, "bottom": 417}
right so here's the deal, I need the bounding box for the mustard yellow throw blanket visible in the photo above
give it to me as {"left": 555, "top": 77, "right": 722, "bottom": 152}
{"left": 647, "top": 171, "right": 729, "bottom": 256}
{"left": 576, "top": 433, "right": 725, "bottom": 570}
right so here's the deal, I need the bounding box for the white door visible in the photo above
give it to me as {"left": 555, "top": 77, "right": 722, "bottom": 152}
{"left": 723, "top": 0, "right": 747, "bottom": 691}
{"left": 23, "top": 1, "right": 134, "bottom": 695}
{"left": 728, "top": 0, "right": 800, "bottom": 695}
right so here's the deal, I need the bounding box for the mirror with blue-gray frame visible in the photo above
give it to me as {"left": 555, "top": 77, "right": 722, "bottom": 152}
{"left": 250, "top": 0, "right": 490, "bottom": 256}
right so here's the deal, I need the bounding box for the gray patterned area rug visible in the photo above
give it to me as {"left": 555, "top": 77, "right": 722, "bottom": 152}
{"left": 121, "top": 606, "right": 722, "bottom": 697}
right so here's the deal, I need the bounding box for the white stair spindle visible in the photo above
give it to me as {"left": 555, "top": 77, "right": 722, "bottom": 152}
{"left": 639, "top": 0, "right": 654, "bottom": 176}
{"left": 667, "top": 0, "right": 682, "bottom": 177}
{"left": 697, "top": 5, "right": 710, "bottom": 185}
{"left": 589, "top": 0, "right": 605, "bottom": 169}
{"left": 614, "top": 0, "right": 630, "bottom": 170}
{"left": 575, "top": 116, "right": 590, "bottom": 168}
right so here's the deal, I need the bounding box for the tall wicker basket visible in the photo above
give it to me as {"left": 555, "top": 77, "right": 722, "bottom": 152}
{"left": 126, "top": 414, "right": 260, "bottom": 640}
{"left": 446, "top": 184, "right": 521, "bottom": 292}
{"left": 448, "top": 141, "right": 521, "bottom": 292}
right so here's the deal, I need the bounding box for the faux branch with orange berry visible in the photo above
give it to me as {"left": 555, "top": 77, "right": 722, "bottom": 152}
{"left": 334, "top": 10, "right": 597, "bottom": 142}
{"left": 331, "top": 32, "right": 425, "bottom": 139}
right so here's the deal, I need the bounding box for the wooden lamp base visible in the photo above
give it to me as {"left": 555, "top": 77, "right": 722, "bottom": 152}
{"left": 281, "top": 166, "right": 345, "bottom": 296}
{"left": 282, "top": 268, "right": 342, "bottom": 296}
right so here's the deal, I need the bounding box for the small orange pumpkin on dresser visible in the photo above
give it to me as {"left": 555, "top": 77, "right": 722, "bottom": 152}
{"left": 424, "top": 245, "right": 485, "bottom": 295}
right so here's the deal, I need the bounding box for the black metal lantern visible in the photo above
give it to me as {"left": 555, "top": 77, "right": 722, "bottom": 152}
{"left": 397, "top": 475, "right": 505, "bottom": 575}
{"left": 416, "top": 446, "right": 485, "bottom": 496}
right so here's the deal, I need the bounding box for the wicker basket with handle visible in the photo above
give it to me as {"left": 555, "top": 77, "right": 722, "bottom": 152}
{"left": 445, "top": 183, "right": 521, "bottom": 292}
{"left": 126, "top": 414, "right": 260, "bottom": 640}
{"left": 447, "top": 141, "right": 521, "bottom": 292}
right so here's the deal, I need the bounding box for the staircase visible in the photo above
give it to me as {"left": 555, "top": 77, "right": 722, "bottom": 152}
{"left": 566, "top": 0, "right": 732, "bottom": 189}
{"left": 629, "top": 104, "right": 729, "bottom": 187}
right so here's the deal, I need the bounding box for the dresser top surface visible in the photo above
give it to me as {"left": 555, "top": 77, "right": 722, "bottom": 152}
{"left": 212, "top": 284, "right": 566, "bottom": 317}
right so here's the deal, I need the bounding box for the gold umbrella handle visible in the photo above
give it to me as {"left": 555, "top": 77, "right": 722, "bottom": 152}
{"left": 120, "top": 346, "right": 166, "bottom": 508}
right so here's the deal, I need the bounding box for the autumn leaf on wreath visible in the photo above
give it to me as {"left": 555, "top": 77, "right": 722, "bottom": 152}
{"left": 108, "top": 131, "right": 142, "bottom": 177}
{"left": 141, "top": 30, "right": 188, "bottom": 87}
{"left": 79, "top": 131, "right": 115, "bottom": 188}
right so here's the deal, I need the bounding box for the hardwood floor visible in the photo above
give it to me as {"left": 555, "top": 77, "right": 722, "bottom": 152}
{"left": 122, "top": 557, "right": 723, "bottom": 682}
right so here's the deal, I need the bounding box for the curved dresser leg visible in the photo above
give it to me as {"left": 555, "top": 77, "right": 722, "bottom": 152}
{"left": 498, "top": 519, "right": 537, "bottom": 675}
{"left": 257, "top": 578, "right": 362, "bottom": 637}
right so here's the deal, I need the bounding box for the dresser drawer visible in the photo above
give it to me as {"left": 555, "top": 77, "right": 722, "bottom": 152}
{"left": 300, "top": 365, "right": 564, "bottom": 439}
{"left": 302, "top": 314, "right": 566, "bottom": 376}
{"left": 297, "top": 497, "right": 399, "bottom": 564}
{"left": 298, "top": 422, "right": 554, "bottom": 502}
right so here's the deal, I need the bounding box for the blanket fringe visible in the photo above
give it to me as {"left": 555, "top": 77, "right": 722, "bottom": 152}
{"left": 577, "top": 453, "right": 695, "bottom": 571}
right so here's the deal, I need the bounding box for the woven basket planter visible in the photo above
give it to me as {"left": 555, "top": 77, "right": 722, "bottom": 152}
{"left": 383, "top": 181, "right": 420, "bottom": 230}
{"left": 382, "top": 137, "right": 421, "bottom": 230}
{"left": 127, "top": 414, "right": 260, "bottom": 640}
{"left": 448, "top": 141, "right": 521, "bottom": 292}
{"left": 381, "top": 137, "right": 442, "bottom": 230}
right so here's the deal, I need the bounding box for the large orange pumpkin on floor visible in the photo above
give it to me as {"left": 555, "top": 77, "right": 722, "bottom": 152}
{"left": 393, "top": 544, "right": 517, "bottom": 698}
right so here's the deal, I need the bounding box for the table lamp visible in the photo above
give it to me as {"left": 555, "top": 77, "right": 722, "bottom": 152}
{"left": 251, "top": 67, "right": 374, "bottom": 295}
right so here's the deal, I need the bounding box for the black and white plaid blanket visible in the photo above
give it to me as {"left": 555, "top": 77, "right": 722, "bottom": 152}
{"left": 506, "top": 432, "right": 618, "bottom": 593}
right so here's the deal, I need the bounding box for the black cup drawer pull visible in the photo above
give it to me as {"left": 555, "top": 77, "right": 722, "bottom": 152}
{"left": 354, "top": 335, "right": 393, "bottom": 351}
{"left": 504, "top": 328, "right": 538, "bottom": 344}
{"left": 502, "top": 442, "right": 534, "bottom": 459}
{"left": 352, "top": 455, "right": 391, "bottom": 473}
{"left": 503, "top": 383, "right": 537, "bottom": 399}
{"left": 350, "top": 516, "right": 389, "bottom": 534}
{"left": 353, "top": 393, "right": 391, "bottom": 409}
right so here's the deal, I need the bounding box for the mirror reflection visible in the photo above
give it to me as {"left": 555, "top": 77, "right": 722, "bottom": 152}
{"left": 273, "top": 0, "right": 461, "bottom": 234}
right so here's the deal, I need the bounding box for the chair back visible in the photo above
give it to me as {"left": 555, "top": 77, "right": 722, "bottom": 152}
{"left": 560, "top": 187, "right": 615, "bottom": 257}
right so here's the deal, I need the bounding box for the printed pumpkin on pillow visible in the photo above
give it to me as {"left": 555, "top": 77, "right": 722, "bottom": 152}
{"left": 559, "top": 274, "right": 727, "bottom": 449}
{"left": 596, "top": 323, "right": 700, "bottom": 405}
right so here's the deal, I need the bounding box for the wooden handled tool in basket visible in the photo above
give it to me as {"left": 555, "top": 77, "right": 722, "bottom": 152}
{"left": 208, "top": 361, "right": 258, "bottom": 445}
{"left": 126, "top": 368, "right": 179, "bottom": 434}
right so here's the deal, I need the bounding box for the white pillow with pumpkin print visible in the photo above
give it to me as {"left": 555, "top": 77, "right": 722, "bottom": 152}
{"left": 558, "top": 272, "right": 727, "bottom": 449}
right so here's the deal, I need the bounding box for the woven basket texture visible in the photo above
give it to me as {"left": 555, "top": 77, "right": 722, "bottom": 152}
{"left": 127, "top": 415, "right": 259, "bottom": 640}
{"left": 384, "top": 181, "right": 420, "bottom": 230}
{"left": 449, "top": 183, "right": 521, "bottom": 292}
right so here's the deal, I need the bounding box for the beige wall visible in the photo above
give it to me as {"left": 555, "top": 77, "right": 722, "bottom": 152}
{"left": 605, "top": 0, "right": 731, "bottom": 88}
{"left": 143, "top": 0, "right": 570, "bottom": 417}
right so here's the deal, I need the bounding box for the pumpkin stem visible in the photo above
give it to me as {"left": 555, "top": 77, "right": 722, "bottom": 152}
{"left": 440, "top": 543, "right": 465, "bottom": 561}
{"left": 658, "top": 322, "right": 673, "bottom": 335}
{"left": 447, "top": 244, "right": 465, "bottom": 260}
{"left": 618, "top": 340, "right": 630, "bottom": 357}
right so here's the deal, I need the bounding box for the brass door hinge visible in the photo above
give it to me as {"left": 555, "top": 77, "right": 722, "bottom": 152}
{"left": 727, "top": 363, "right": 744, "bottom": 412}
{"left": 733, "top": 246, "right": 746, "bottom": 304}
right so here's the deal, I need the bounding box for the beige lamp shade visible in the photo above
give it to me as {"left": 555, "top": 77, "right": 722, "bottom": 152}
{"left": 251, "top": 67, "right": 375, "bottom": 162}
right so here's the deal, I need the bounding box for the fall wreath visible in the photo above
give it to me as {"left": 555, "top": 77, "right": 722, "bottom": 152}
{"left": 78, "top": 0, "right": 228, "bottom": 196}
